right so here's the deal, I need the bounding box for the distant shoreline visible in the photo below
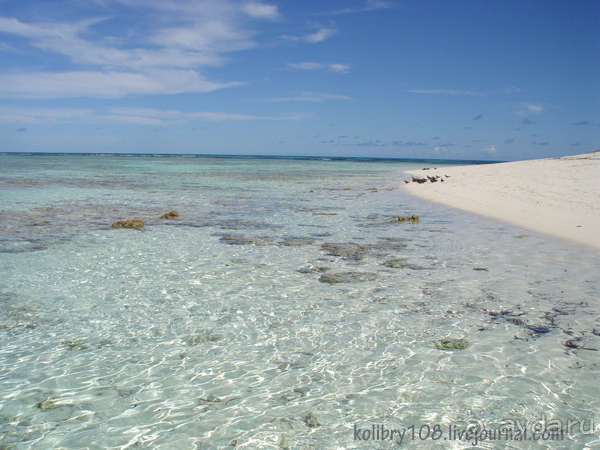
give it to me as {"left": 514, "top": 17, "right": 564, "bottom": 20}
{"left": 402, "top": 152, "right": 600, "bottom": 251}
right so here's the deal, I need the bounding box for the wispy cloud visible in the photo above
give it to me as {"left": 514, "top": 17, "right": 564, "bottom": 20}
{"left": 282, "top": 27, "right": 337, "bottom": 43}
{"left": 516, "top": 102, "right": 543, "bottom": 115}
{"left": 0, "top": 70, "right": 240, "bottom": 98}
{"left": 392, "top": 141, "right": 427, "bottom": 147}
{"left": 287, "top": 62, "right": 350, "bottom": 73}
{"left": 324, "top": 0, "right": 398, "bottom": 15}
{"left": 498, "top": 85, "right": 521, "bottom": 93}
{"left": 407, "top": 89, "right": 484, "bottom": 96}
{"left": 481, "top": 145, "right": 498, "bottom": 155}
{"left": 327, "top": 63, "right": 351, "bottom": 73}
{"left": 0, "top": 1, "right": 287, "bottom": 98}
{"left": 0, "top": 41, "right": 17, "bottom": 52}
{"left": 0, "top": 105, "right": 303, "bottom": 125}
{"left": 0, "top": 106, "right": 97, "bottom": 124}
{"left": 306, "top": 27, "right": 336, "bottom": 43}
{"left": 356, "top": 140, "right": 385, "bottom": 147}
{"left": 242, "top": 2, "right": 280, "bottom": 19}
{"left": 262, "top": 92, "right": 351, "bottom": 102}
{"left": 108, "top": 107, "right": 302, "bottom": 123}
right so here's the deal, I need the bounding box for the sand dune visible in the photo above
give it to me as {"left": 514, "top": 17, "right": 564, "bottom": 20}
{"left": 403, "top": 152, "right": 600, "bottom": 251}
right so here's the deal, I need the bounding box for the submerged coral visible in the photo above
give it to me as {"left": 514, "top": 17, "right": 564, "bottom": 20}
{"left": 319, "top": 272, "right": 378, "bottom": 283}
{"left": 219, "top": 234, "right": 272, "bottom": 245}
{"left": 279, "top": 237, "right": 315, "bottom": 247}
{"left": 396, "top": 214, "right": 420, "bottom": 223}
{"left": 321, "top": 242, "right": 372, "bottom": 260}
{"left": 304, "top": 412, "right": 321, "bottom": 427}
{"left": 112, "top": 219, "right": 144, "bottom": 229}
{"left": 298, "top": 265, "right": 330, "bottom": 274}
{"left": 382, "top": 259, "right": 426, "bottom": 270}
{"left": 161, "top": 211, "right": 179, "bottom": 219}
{"left": 434, "top": 339, "right": 468, "bottom": 350}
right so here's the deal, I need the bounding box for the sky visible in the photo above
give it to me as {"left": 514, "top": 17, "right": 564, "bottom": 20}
{"left": 0, "top": 0, "right": 598, "bottom": 161}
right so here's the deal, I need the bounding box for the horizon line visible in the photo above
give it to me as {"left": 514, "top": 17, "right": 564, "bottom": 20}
{"left": 0, "top": 151, "right": 503, "bottom": 164}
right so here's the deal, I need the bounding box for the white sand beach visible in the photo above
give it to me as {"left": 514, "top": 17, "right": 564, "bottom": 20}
{"left": 403, "top": 152, "right": 600, "bottom": 251}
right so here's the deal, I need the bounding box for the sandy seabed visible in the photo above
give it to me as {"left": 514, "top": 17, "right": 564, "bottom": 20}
{"left": 403, "top": 152, "right": 600, "bottom": 251}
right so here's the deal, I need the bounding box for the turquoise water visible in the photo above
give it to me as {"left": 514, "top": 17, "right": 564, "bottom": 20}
{"left": 0, "top": 154, "right": 598, "bottom": 449}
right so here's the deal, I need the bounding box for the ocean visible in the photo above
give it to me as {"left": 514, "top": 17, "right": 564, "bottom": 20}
{"left": 0, "top": 153, "right": 598, "bottom": 449}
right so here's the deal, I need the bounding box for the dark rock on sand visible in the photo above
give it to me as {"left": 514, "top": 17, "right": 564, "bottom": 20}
{"left": 112, "top": 219, "right": 144, "bottom": 229}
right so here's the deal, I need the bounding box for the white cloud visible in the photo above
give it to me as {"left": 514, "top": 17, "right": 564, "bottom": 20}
{"left": 0, "top": 70, "right": 240, "bottom": 98}
{"left": 516, "top": 102, "right": 543, "bottom": 115}
{"left": 263, "top": 92, "right": 352, "bottom": 102}
{"left": 326, "top": 0, "right": 398, "bottom": 15}
{"left": 242, "top": 2, "right": 279, "bottom": 19}
{"left": 327, "top": 63, "right": 351, "bottom": 73}
{"left": 0, "top": 14, "right": 251, "bottom": 68}
{"left": 282, "top": 27, "right": 337, "bottom": 44}
{"left": 0, "top": 105, "right": 304, "bottom": 125}
{"left": 407, "top": 89, "right": 484, "bottom": 96}
{"left": 287, "top": 62, "right": 350, "bottom": 73}
{"left": 0, "top": 1, "right": 285, "bottom": 98}
{"left": 287, "top": 62, "right": 323, "bottom": 70}
{"left": 0, "top": 42, "right": 17, "bottom": 52}
{"left": 500, "top": 85, "right": 521, "bottom": 93}
{"left": 149, "top": 21, "right": 256, "bottom": 54}
{"left": 107, "top": 107, "right": 298, "bottom": 122}
{"left": 481, "top": 145, "right": 498, "bottom": 155}
{"left": 305, "top": 27, "right": 336, "bottom": 43}
{"left": 0, "top": 106, "right": 96, "bottom": 124}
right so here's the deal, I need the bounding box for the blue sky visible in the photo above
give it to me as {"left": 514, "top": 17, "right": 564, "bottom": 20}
{"left": 0, "top": 0, "right": 598, "bottom": 160}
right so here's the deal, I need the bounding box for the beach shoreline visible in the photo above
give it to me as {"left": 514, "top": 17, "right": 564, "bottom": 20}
{"left": 402, "top": 152, "right": 600, "bottom": 251}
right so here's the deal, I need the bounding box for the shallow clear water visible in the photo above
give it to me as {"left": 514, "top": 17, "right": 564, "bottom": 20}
{"left": 0, "top": 154, "right": 598, "bottom": 449}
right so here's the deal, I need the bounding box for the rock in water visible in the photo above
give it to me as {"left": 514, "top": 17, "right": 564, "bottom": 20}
{"left": 396, "top": 214, "right": 420, "bottom": 223}
{"left": 304, "top": 412, "right": 320, "bottom": 427}
{"left": 112, "top": 219, "right": 144, "bottom": 229}
{"left": 434, "top": 339, "right": 468, "bottom": 350}
{"left": 161, "top": 211, "right": 179, "bottom": 219}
